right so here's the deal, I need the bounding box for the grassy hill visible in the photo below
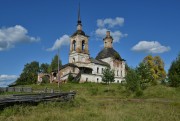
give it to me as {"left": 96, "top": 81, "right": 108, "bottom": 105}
{"left": 0, "top": 83, "right": 180, "bottom": 121}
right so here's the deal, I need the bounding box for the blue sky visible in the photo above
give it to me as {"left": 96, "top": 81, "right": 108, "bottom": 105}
{"left": 0, "top": 0, "right": 180, "bottom": 86}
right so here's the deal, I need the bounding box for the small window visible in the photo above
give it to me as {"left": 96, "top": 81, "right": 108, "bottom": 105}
{"left": 73, "top": 67, "right": 75, "bottom": 72}
{"left": 86, "top": 78, "right": 88, "bottom": 82}
{"left": 97, "top": 78, "right": 99, "bottom": 83}
{"left": 117, "top": 80, "right": 119, "bottom": 83}
{"left": 117, "top": 70, "right": 119, "bottom": 76}
{"left": 121, "top": 71, "right": 122, "bottom": 77}
{"left": 102, "top": 68, "right": 104, "bottom": 73}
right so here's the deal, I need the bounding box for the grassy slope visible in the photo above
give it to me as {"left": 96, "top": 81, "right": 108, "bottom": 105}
{"left": 0, "top": 83, "right": 180, "bottom": 121}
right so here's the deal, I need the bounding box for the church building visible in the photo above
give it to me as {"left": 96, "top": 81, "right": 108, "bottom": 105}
{"left": 38, "top": 9, "right": 126, "bottom": 83}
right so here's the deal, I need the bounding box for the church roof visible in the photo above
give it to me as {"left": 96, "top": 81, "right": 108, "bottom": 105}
{"left": 51, "top": 63, "right": 78, "bottom": 72}
{"left": 96, "top": 48, "right": 125, "bottom": 61}
{"left": 90, "top": 58, "right": 110, "bottom": 67}
{"left": 60, "top": 63, "right": 78, "bottom": 69}
{"left": 71, "top": 30, "right": 89, "bottom": 37}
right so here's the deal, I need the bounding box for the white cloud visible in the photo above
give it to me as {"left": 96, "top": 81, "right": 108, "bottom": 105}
{"left": 97, "top": 17, "right": 124, "bottom": 28}
{"left": 132, "top": 41, "right": 170, "bottom": 53}
{"left": 47, "top": 34, "right": 70, "bottom": 51}
{"left": 95, "top": 28, "right": 128, "bottom": 42}
{"left": 0, "top": 75, "right": 18, "bottom": 87}
{"left": 0, "top": 25, "right": 40, "bottom": 51}
{"left": 0, "top": 74, "right": 18, "bottom": 81}
{"left": 95, "top": 17, "right": 127, "bottom": 42}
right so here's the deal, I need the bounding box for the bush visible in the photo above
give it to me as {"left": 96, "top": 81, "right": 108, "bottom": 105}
{"left": 135, "top": 90, "right": 143, "bottom": 97}
{"left": 168, "top": 53, "right": 180, "bottom": 87}
{"left": 67, "top": 73, "right": 74, "bottom": 83}
{"left": 125, "top": 68, "right": 140, "bottom": 92}
{"left": 41, "top": 76, "right": 50, "bottom": 84}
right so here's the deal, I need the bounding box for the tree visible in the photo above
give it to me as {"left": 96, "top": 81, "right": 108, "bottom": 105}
{"left": 67, "top": 73, "right": 74, "bottom": 82}
{"left": 143, "top": 55, "right": 166, "bottom": 84}
{"left": 16, "top": 61, "right": 39, "bottom": 85}
{"left": 49, "top": 55, "right": 62, "bottom": 72}
{"left": 125, "top": 68, "right": 140, "bottom": 92}
{"left": 168, "top": 53, "right": 180, "bottom": 87}
{"left": 102, "top": 68, "right": 115, "bottom": 84}
{"left": 136, "top": 62, "right": 152, "bottom": 89}
{"left": 40, "top": 63, "right": 50, "bottom": 73}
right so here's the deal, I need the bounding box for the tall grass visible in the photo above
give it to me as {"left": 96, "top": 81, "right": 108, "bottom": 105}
{"left": 0, "top": 83, "right": 180, "bottom": 121}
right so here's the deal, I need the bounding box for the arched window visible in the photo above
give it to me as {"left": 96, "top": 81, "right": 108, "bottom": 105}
{"left": 117, "top": 70, "right": 119, "bottom": 76}
{"left": 73, "top": 40, "right": 76, "bottom": 51}
{"left": 97, "top": 78, "right": 99, "bottom": 83}
{"left": 82, "top": 40, "right": 85, "bottom": 51}
{"left": 102, "top": 68, "right": 104, "bottom": 73}
{"left": 97, "top": 67, "right": 99, "bottom": 74}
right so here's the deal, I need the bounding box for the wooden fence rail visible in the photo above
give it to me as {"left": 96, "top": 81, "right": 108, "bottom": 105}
{"left": 0, "top": 87, "right": 32, "bottom": 93}
{"left": 0, "top": 91, "right": 76, "bottom": 110}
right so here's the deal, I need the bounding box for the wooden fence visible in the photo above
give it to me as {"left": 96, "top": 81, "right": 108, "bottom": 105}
{"left": 0, "top": 91, "right": 76, "bottom": 110}
{"left": 0, "top": 87, "right": 32, "bottom": 93}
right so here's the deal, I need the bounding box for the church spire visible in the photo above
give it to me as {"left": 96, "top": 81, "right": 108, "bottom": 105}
{"left": 77, "top": 3, "right": 81, "bottom": 24}
{"left": 77, "top": 3, "right": 82, "bottom": 30}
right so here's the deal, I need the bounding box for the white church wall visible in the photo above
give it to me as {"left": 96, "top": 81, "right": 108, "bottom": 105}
{"left": 80, "top": 73, "right": 124, "bottom": 83}
{"left": 91, "top": 63, "right": 107, "bottom": 75}
{"left": 101, "top": 57, "right": 126, "bottom": 78}
{"left": 80, "top": 74, "right": 102, "bottom": 83}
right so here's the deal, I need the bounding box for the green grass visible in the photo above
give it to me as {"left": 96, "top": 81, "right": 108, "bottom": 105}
{"left": 0, "top": 83, "right": 180, "bottom": 121}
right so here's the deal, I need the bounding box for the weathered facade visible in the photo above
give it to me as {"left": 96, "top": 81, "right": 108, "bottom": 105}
{"left": 38, "top": 10, "right": 126, "bottom": 84}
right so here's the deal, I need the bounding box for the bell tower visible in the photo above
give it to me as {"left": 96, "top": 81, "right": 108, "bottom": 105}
{"left": 69, "top": 5, "right": 90, "bottom": 64}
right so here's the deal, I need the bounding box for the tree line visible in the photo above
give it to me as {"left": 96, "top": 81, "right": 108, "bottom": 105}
{"left": 16, "top": 55, "right": 62, "bottom": 85}
{"left": 125, "top": 53, "right": 180, "bottom": 96}
{"left": 16, "top": 52, "right": 180, "bottom": 90}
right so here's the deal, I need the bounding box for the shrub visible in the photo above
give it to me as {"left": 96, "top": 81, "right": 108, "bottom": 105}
{"left": 135, "top": 90, "right": 143, "bottom": 97}
{"left": 67, "top": 73, "right": 74, "bottom": 83}
{"left": 168, "top": 53, "right": 180, "bottom": 87}
{"left": 125, "top": 68, "right": 140, "bottom": 92}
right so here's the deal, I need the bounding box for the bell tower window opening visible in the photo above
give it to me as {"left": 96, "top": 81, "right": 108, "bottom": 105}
{"left": 82, "top": 40, "right": 85, "bottom": 51}
{"left": 97, "top": 67, "right": 99, "bottom": 74}
{"left": 73, "top": 58, "right": 75, "bottom": 63}
{"left": 73, "top": 67, "right": 75, "bottom": 72}
{"left": 73, "top": 40, "right": 76, "bottom": 51}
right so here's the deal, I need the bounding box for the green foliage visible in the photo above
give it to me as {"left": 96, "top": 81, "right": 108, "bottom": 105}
{"left": 102, "top": 68, "right": 115, "bottom": 84}
{"left": 168, "top": 53, "right": 180, "bottom": 87}
{"left": 125, "top": 68, "right": 140, "bottom": 92}
{"left": 40, "top": 63, "right": 50, "bottom": 73}
{"left": 143, "top": 55, "right": 166, "bottom": 84}
{"left": 1, "top": 83, "right": 179, "bottom": 121}
{"left": 135, "top": 90, "right": 143, "bottom": 97}
{"left": 136, "top": 62, "right": 152, "bottom": 89}
{"left": 41, "top": 76, "right": 50, "bottom": 84}
{"left": 67, "top": 73, "right": 74, "bottom": 82}
{"left": 50, "top": 55, "right": 62, "bottom": 72}
{"left": 16, "top": 61, "right": 39, "bottom": 85}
